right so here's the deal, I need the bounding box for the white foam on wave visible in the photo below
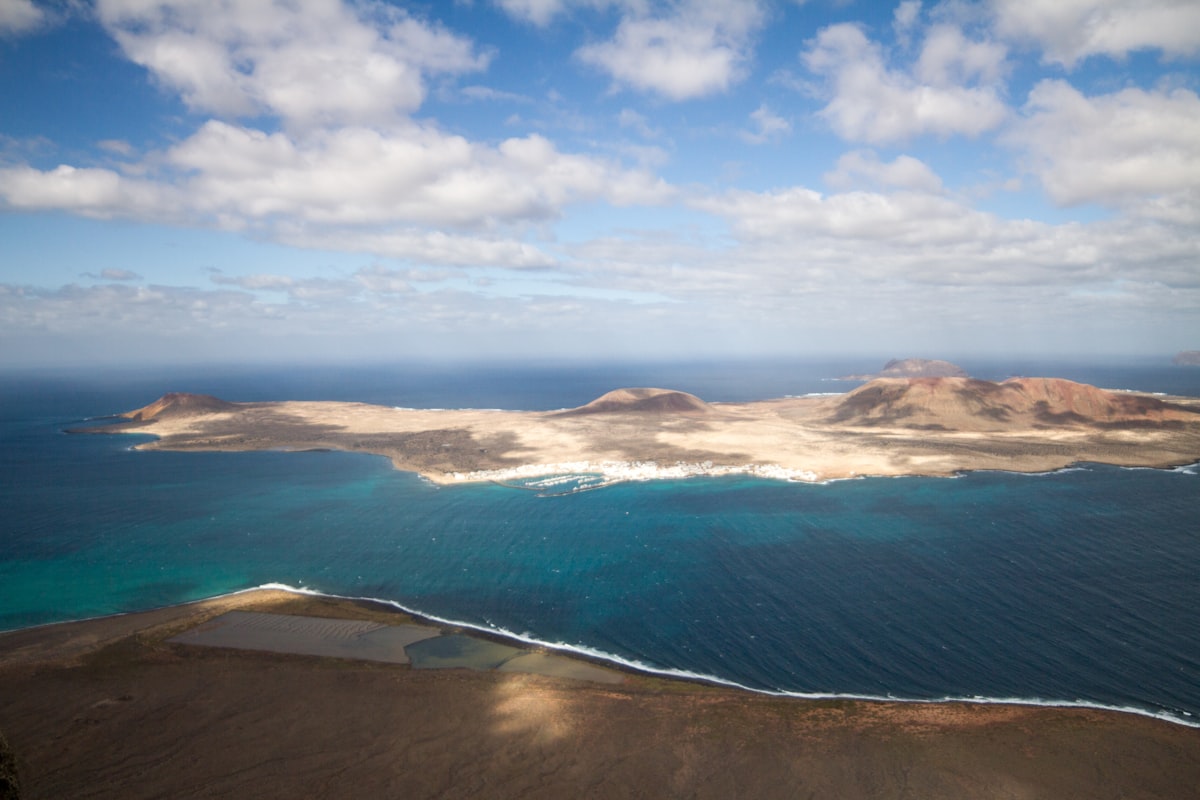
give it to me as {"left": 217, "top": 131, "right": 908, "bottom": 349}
{"left": 1119, "top": 461, "right": 1200, "bottom": 475}
{"left": 392, "top": 406, "right": 516, "bottom": 413}
{"left": 249, "top": 583, "right": 1200, "bottom": 730}
{"left": 453, "top": 460, "right": 824, "bottom": 485}
{"left": 452, "top": 459, "right": 1198, "bottom": 491}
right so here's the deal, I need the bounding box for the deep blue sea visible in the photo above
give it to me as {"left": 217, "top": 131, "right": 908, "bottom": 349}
{"left": 2, "top": 359, "right": 1198, "bottom": 725}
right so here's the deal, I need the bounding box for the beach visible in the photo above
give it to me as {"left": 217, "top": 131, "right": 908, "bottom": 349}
{"left": 1, "top": 588, "right": 1198, "bottom": 799}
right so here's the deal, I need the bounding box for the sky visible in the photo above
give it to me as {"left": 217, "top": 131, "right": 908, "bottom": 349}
{"left": 1, "top": 0, "right": 1198, "bottom": 368}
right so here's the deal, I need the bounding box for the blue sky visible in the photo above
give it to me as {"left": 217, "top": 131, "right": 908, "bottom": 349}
{"left": 1, "top": 0, "right": 1198, "bottom": 367}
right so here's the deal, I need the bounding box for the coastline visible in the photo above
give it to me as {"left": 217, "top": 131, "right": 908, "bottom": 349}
{"left": 3, "top": 588, "right": 1198, "bottom": 799}
{"left": 5, "top": 583, "right": 1198, "bottom": 729}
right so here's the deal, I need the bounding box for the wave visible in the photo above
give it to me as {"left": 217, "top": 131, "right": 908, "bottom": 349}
{"left": 250, "top": 583, "right": 1199, "bottom": 729}
{"left": 784, "top": 392, "right": 844, "bottom": 398}
{"left": 392, "top": 407, "right": 516, "bottom": 413}
{"left": 1119, "top": 461, "right": 1200, "bottom": 476}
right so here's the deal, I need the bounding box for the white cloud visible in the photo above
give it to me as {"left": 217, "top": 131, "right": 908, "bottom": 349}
{"left": 210, "top": 273, "right": 295, "bottom": 291}
{"left": 459, "top": 85, "right": 533, "bottom": 103}
{"left": 617, "top": 108, "right": 661, "bottom": 139}
{"left": 576, "top": 0, "right": 766, "bottom": 100}
{"left": 0, "top": 120, "right": 672, "bottom": 270}
{"left": 893, "top": 0, "right": 921, "bottom": 47}
{"left": 740, "top": 104, "right": 791, "bottom": 144}
{"left": 824, "top": 150, "right": 943, "bottom": 193}
{"left": 95, "top": 0, "right": 489, "bottom": 128}
{"left": 277, "top": 226, "right": 558, "bottom": 269}
{"left": 916, "top": 24, "right": 1007, "bottom": 86}
{"left": 1007, "top": 80, "right": 1200, "bottom": 209}
{"left": 165, "top": 121, "right": 672, "bottom": 228}
{"left": 991, "top": 0, "right": 1200, "bottom": 66}
{"left": 691, "top": 182, "right": 1200, "bottom": 291}
{"left": 494, "top": 0, "right": 570, "bottom": 27}
{"left": 802, "top": 22, "right": 1008, "bottom": 143}
{"left": 0, "top": 164, "right": 171, "bottom": 219}
{"left": 0, "top": 0, "right": 42, "bottom": 34}
{"left": 100, "top": 268, "right": 142, "bottom": 281}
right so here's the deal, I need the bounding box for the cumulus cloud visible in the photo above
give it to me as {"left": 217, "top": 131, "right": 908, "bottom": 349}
{"left": 990, "top": 0, "right": 1200, "bottom": 66}
{"left": 740, "top": 104, "right": 791, "bottom": 144}
{"left": 0, "top": 0, "right": 43, "bottom": 35}
{"left": 210, "top": 273, "right": 295, "bottom": 290}
{"left": 0, "top": 0, "right": 677, "bottom": 277}
{"left": 803, "top": 22, "right": 1008, "bottom": 143}
{"left": 494, "top": 0, "right": 570, "bottom": 27}
{"left": 1007, "top": 80, "right": 1200, "bottom": 209}
{"left": 0, "top": 121, "right": 671, "bottom": 265}
{"left": 100, "top": 268, "right": 142, "bottom": 281}
{"left": 893, "top": 0, "right": 921, "bottom": 47}
{"left": 164, "top": 121, "right": 672, "bottom": 228}
{"left": 0, "top": 164, "right": 171, "bottom": 219}
{"left": 95, "top": 0, "right": 489, "bottom": 128}
{"left": 576, "top": 0, "right": 766, "bottom": 100}
{"left": 276, "top": 226, "right": 558, "bottom": 269}
{"left": 823, "top": 150, "right": 943, "bottom": 193}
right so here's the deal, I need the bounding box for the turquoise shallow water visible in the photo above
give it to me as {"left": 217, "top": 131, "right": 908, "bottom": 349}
{"left": 2, "top": 361, "right": 1198, "bottom": 724}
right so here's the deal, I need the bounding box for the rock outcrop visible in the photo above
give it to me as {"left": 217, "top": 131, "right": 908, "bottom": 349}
{"left": 554, "top": 388, "right": 711, "bottom": 417}
{"left": 828, "top": 376, "right": 1196, "bottom": 430}
{"left": 123, "top": 393, "right": 238, "bottom": 422}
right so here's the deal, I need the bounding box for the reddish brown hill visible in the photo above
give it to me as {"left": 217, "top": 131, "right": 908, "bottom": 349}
{"left": 554, "top": 388, "right": 711, "bottom": 417}
{"left": 124, "top": 393, "right": 238, "bottom": 422}
{"left": 829, "top": 377, "right": 1195, "bottom": 430}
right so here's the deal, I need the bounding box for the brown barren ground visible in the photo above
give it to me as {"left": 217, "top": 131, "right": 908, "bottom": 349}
{"left": 89, "top": 378, "right": 1200, "bottom": 484}
{"left": 1, "top": 590, "right": 1197, "bottom": 799}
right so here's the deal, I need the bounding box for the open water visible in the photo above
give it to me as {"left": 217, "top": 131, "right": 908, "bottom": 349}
{"left": 1, "top": 359, "right": 1198, "bottom": 725}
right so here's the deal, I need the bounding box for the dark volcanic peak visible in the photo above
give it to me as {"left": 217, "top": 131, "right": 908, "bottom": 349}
{"left": 840, "top": 358, "right": 968, "bottom": 381}
{"left": 124, "top": 392, "right": 237, "bottom": 421}
{"left": 1174, "top": 351, "right": 1200, "bottom": 367}
{"left": 555, "top": 387, "right": 711, "bottom": 417}
{"left": 829, "top": 376, "right": 1194, "bottom": 430}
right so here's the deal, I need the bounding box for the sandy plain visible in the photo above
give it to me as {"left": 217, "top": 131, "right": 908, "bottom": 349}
{"left": 1, "top": 589, "right": 1198, "bottom": 799}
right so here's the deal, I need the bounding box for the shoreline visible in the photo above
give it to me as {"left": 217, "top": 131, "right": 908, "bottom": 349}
{"left": 3, "top": 587, "right": 1198, "bottom": 799}
{"left": 5, "top": 584, "right": 1197, "bottom": 729}
{"left": 111, "top": 429, "right": 1200, "bottom": 488}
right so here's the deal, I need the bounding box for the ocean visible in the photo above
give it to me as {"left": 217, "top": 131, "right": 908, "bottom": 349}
{"left": 1, "top": 359, "right": 1198, "bottom": 725}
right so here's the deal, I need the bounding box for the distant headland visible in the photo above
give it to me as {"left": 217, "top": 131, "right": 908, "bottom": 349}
{"left": 1174, "top": 351, "right": 1200, "bottom": 367}
{"left": 83, "top": 375, "right": 1200, "bottom": 487}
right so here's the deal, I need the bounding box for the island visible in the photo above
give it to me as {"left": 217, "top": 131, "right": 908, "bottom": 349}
{"left": 88, "top": 376, "right": 1200, "bottom": 487}
{"left": 838, "top": 357, "right": 969, "bottom": 380}
{"left": 1175, "top": 351, "right": 1200, "bottom": 367}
